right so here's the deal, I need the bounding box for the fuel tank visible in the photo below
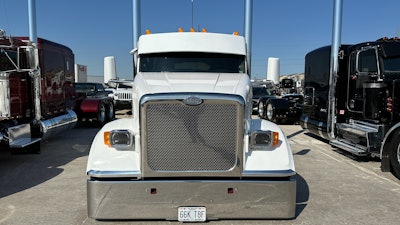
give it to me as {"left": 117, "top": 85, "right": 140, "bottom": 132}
{"left": 40, "top": 109, "right": 77, "bottom": 140}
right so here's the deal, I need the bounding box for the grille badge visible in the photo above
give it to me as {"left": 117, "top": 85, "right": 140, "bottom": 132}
{"left": 183, "top": 96, "right": 203, "bottom": 106}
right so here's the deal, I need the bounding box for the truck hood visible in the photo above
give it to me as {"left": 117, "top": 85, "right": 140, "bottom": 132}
{"left": 133, "top": 72, "right": 251, "bottom": 100}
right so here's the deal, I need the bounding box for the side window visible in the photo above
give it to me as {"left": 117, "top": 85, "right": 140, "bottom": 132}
{"left": 66, "top": 59, "right": 70, "bottom": 71}
{"left": 0, "top": 50, "right": 18, "bottom": 71}
{"left": 349, "top": 51, "right": 356, "bottom": 75}
{"left": 65, "top": 57, "right": 74, "bottom": 82}
{"left": 357, "top": 48, "right": 378, "bottom": 74}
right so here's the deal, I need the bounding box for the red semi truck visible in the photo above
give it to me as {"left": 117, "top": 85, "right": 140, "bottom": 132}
{"left": 0, "top": 29, "right": 114, "bottom": 153}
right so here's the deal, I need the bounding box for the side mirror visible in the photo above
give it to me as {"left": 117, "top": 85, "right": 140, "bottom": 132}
{"left": 130, "top": 48, "right": 138, "bottom": 76}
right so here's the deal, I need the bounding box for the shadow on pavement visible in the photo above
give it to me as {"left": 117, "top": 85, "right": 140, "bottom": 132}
{"left": 0, "top": 127, "right": 99, "bottom": 198}
{"left": 286, "top": 128, "right": 305, "bottom": 139}
{"left": 294, "top": 173, "right": 309, "bottom": 218}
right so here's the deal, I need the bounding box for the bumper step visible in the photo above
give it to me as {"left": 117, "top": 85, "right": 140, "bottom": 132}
{"left": 10, "top": 137, "right": 41, "bottom": 148}
{"left": 8, "top": 123, "right": 41, "bottom": 148}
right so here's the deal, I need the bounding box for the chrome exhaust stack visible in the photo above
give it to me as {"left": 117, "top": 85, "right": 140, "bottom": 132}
{"left": 28, "top": 0, "right": 42, "bottom": 122}
{"left": 244, "top": 0, "right": 253, "bottom": 74}
{"left": 132, "top": 0, "right": 141, "bottom": 49}
{"left": 327, "top": 0, "right": 343, "bottom": 139}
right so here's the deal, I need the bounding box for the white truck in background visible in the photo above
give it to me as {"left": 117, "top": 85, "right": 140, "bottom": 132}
{"left": 105, "top": 81, "right": 133, "bottom": 109}
{"left": 103, "top": 56, "right": 133, "bottom": 109}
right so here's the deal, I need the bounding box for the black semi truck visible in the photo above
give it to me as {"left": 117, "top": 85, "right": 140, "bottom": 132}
{"left": 300, "top": 37, "right": 400, "bottom": 179}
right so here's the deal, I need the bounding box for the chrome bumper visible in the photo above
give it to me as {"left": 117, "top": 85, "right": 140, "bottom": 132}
{"left": 87, "top": 178, "right": 296, "bottom": 220}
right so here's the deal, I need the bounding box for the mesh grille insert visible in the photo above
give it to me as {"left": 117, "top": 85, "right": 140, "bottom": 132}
{"left": 144, "top": 101, "right": 239, "bottom": 172}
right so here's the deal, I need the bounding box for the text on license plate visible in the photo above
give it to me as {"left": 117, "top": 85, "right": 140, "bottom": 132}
{"left": 178, "top": 207, "right": 206, "bottom": 222}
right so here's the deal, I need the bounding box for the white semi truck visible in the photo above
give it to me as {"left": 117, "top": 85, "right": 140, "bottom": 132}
{"left": 86, "top": 0, "right": 296, "bottom": 220}
{"left": 86, "top": 30, "right": 296, "bottom": 221}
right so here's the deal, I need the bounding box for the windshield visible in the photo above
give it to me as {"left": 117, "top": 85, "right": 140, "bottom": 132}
{"left": 0, "top": 49, "right": 18, "bottom": 71}
{"left": 383, "top": 57, "right": 400, "bottom": 74}
{"left": 139, "top": 52, "right": 245, "bottom": 73}
{"left": 75, "top": 83, "right": 96, "bottom": 93}
{"left": 252, "top": 86, "right": 271, "bottom": 96}
{"left": 118, "top": 84, "right": 132, "bottom": 88}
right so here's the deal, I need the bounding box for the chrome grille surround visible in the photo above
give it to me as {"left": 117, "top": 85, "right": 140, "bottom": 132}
{"left": 140, "top": 93, "right": 244, "bottom": 177}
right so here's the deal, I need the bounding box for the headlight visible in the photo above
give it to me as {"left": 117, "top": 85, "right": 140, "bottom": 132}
{"left": 250, "top": 130, "right": 279, "bottom": 149}
{"left": 104, "top": 130, "right": 134, "bottom": 150}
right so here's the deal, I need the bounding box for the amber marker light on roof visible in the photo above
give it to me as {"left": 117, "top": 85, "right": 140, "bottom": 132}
{"left": 201, "top": 28, "right": 207, "bottom": 32}
{"left": 145, "top": 29, "right": 151, "bottom": 34}
{"left": 178, "top": 27, "right": 184, "bottom": 32}
{"left": 190, "top": 28, "right": 195, "bottom": 32}
{"left": 233, "top": 31, "right": 239, "bottom": 36}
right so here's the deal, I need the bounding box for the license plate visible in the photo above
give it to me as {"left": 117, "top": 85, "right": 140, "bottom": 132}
{"left": 178, "top": 207, "right": 206, "bottom": 222}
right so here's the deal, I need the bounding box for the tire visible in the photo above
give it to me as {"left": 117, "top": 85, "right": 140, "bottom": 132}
{"left": 97, "top": 102, "right": 107, "bottom": 126}
{"left": 106, "top": 102, "right": 115, "bottom": 122}
{"left": 389, "top": 131, "right": 400, "bottom": 179}
{"left": 266, "top": 102, "right": 276, "bottom": 122}
{"left": 258, "top": 101, "right": 265, "bottom": 119}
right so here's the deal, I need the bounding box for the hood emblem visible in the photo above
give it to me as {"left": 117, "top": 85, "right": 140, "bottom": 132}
{"left": 183, "top": 96, "right": 203, "bottom": 106}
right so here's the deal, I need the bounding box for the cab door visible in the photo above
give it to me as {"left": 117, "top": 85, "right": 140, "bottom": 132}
{"left": 347, "top": 46, "right": 379, "bottom": 114}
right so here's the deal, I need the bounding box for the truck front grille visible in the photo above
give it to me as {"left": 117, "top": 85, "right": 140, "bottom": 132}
{"left": 141, "top": 94, "right": 244, "bottom": 176}
{"left": 116, "top": 92, "right": 132, "bottom": 101}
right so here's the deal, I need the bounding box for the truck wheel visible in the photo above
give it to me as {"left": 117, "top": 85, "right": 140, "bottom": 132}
{"left": 389, "top": 131, "right": 400, "bottom": 179}
{"left": 266, "top": 102, "right": 277, "bottom": 123}
{"left": 97, "top": 102, "right": 106, "bottom": 126}
{"left": 258, "top": 101, "right": 265, "bottom": 119}
{"left": 106, "top": 102, "right": 115, "bottom": 122}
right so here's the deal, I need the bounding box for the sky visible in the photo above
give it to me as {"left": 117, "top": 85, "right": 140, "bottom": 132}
{"left": 1, "top": 0, "right": 400, "bottom": 80}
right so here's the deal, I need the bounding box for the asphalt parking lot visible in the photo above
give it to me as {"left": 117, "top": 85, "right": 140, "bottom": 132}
{"left": 0, "top": 115, "right": 399, "bottom": 225}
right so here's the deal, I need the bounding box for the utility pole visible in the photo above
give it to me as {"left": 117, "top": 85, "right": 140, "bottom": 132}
{"left": 328, "top": 0, "right": 343, "bottom": 139}
{"left": 191, "top": 0, "right": 194, "bottom": 29}
{"left": 28, "top": 0, "right": 42, "bottom": 121}
{"left": 244, "top": 0, "right": 253, "bottom": 74}
{"left": 132, "top": 0, "right": 141, "bottom": 49}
